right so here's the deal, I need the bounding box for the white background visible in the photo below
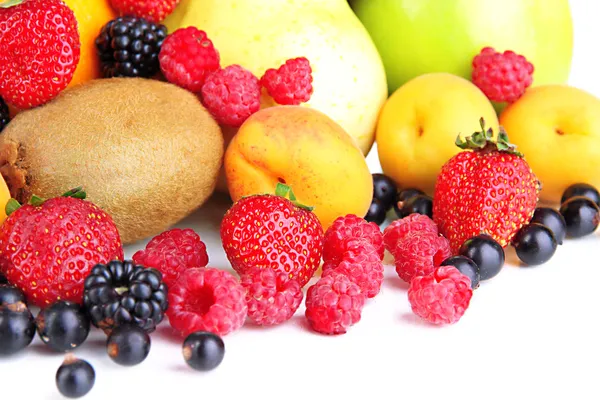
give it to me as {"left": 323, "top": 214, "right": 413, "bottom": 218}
{"left": 2, "top": 1, "right": 600, "bottom": 399}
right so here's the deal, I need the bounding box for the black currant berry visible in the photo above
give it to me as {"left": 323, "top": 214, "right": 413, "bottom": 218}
{"left": 372, "top": 173, "right": 398, "bottom": 210}
{"left": 56, "top": 355, "right": 95, "bottom": 398}
{"left": 512, "top": 223, "right": 557, "bottom": 266}
{"left": 440, "top": 256, "right": 480, "bottom": 289}
{"left": 561, "top": 183, "right": 600, "bottom": 207}
{"left": 0, "top": 284, "right": 26, "bottom": 306}
{"left": 0, "top": 273, "right": 7, "bottom": 285}
{"left": 364, "top": 199, "right": 387, "bottom": 225}
{"left": 395, "top": 194, "right": 433, "bottom": 219}
{"left": 183, "top": 331, "right": 225, "bottom": 372}
{"left": 530, "top": 207, "right": 567, "bottom": 245}
{"left": 107, "top": 324, "right": 151, "bottom": 366}
{"left": 0, "top": 302, "right": 35, "bottom": 355}
{"left": 459, "top": 235, "right": 505, "bottom": 281}
{"left": 36, "top": 301, "right": 90, "bottom": 352}
{"left": 559, "top": 196, "right": 600, "bottom": 238}
{"left": 393, "top": 188, "right": 424, "bottom": 218}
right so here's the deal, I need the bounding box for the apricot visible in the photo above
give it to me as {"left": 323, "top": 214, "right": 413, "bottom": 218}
{"left": 376, "top": 73, "right": 499, "bottom": 194}
{"left": 500, "top": 85, "right": 600, "bottom": 203}
{"left": 224, "top": 106, "right": 373, "bottom": 229}
{"left": 0, "top": 176, "right": 10, "bottom": 224}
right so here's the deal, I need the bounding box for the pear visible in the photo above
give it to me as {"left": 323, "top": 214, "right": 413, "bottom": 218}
{"left": 164, "top": 0, "right": 387, "bottom": 155}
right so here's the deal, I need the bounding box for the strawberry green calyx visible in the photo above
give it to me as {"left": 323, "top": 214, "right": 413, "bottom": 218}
{"left": 455, "top": 118, "right": 524, "bottom": 157}
{"left": 274, "top": 183, "right": 314, "bottom": 211}
{"left": 0, "top": 0, "right": 25, "bottom": 8}
{"left": 4, "top": 187, "right": 87, "bottom": 216}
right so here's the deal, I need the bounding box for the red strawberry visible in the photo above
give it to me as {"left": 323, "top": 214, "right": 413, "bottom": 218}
{"left": 433, "top": 119, "right": 540, "bottom": 253}
{"left": 109, "top": 0, "right": 181, "bottom": 23}
{"left": 0, "top": 0, "right": 81, "bottom": 109}
{"left": 0, "top": 188, "right": 124, "bottom": 307}
{"left": 220, "top": 183, "right": 324, "bottom": 287}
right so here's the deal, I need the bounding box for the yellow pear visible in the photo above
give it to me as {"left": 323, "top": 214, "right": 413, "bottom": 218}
{"left": 164, "top": 0, "right": 388, "bottom": 155}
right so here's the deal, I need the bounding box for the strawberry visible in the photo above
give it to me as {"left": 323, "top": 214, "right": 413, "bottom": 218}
{"left": 109, "top": 0, "right": 181, "bottom": 23}
{"left": 433, "top": 119, "right": 540, "bottom": 253}
{"left": 0, "top": 188, "right": 124, "bottom": 307}
{"left": 220, "top": 183, "right": 324, "bottom": 287}
{"left": 0, "top": 0, "right": 81, "bottom": 109}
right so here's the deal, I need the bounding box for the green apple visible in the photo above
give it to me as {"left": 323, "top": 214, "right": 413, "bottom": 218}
{"left": 351, "top": 0, "right": 573, "bottom": 93}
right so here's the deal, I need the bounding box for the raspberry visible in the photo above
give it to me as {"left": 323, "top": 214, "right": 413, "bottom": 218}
{"left": 109, "top": 0, "right": 180, "bottom": 23}
{"left": 132, "top": 228, "right": 209, "bottom": 288}
{"left": 167, "top": 268, "right": 247, "bottom": 336}
{"left": 383, "top": 213, "right": 438, "bottom": 255}
{"left": 260, "top": 57, "right": 313, "bottom": 105}
{"left": 323, "top": 214, "right": 384, "bottom": 266}
{"left": 305, "top": 271, "right": 365, "bottom": 335}
{"left": 322, "top": 239, "right": 384, "bottom": 298}
{"left": 472, "top": 47, "right": 534, "bottom": 103}
{"left": 408, "top": 266, "right": 473, "bottom": 325}
{"left": 392, "top": 232, "right": 452, "bottom": 283}
{"left": 241, "top": 268, "right": 303, "bottom": 326}
{"left": 200, "top": 65, "right": 261, "bottom": 127}
{"left": 159, "top": 27, "right": 220, "bottom": 92}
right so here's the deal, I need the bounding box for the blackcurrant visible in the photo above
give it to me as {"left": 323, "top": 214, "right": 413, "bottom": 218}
{"left": 512, "top": 223, "right": 557, "bottom": 266}
{"left": 561, "top": 183, "right": 600, "bottom": 207}
{"left": 0, "top": 285, "right": 26, "bottom": 306}
{"left": 36, "top": 301, "right": 90, "bottom": 352}
{"left": 459, "top": 235, "right": 505, "bottom": 281}
{"left": 0, "top": 302, "right": 36, "bottom": 355}
{"left": 183, "top": 331, "right": 225, "bottom": 371}
{"left": 372, "top": 173, "right": 397, "bottom": 210}
{"left": 365, "top": 199, "right": 387, "bottom": 225}
{"left": 440, "top": 256, "right": 480, "bottom": 289}
{"left": 0, "top": 273, "right": 7, "bottom": 285}
{"left": 107, "top": 324, "right": 151, "bottom": 366}
{"left": 56, "top": 355, "right": 95, "bottom": 398}
{"left": 530, "top": 207, "right": 567, "bottom": 245}
{"left": 393, "top": 188, "right": 424, "bottom": 218}
{"left": 559, "top": 196, "right": 600, "bottom": 238}
{"left": 395, "top": 194, "right": 433, "bottom": 219}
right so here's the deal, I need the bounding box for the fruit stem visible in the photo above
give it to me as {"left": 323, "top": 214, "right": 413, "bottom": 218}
{"left": 274, "top": 183, "right": 314, "bottom": 211}
{"left": 455, "top": 118, "right": 524, "bottom": 157}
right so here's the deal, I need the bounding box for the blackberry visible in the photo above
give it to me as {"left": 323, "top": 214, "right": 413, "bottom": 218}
{"left": 0, "top": 97, "right": 9, "bottom": 132}
{"left": 56, "top": 355, "right": 95, "bottom": 398}
{"left": 95, "top": 16, "right": 167, "bottom": 78}
{"left": 83, "top": 260, "right": 168, "bottom": 335}
{"left": 36, "top": 301, "right": 91, "bottom": 352}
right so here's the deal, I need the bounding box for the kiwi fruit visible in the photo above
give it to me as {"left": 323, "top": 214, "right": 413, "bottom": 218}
{"left": 0, "top": 78, "right": 224, "bottom": 244}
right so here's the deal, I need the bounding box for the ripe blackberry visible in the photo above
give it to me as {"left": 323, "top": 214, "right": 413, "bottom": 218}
{"left": 0, "top": 97, "right": 9, "bottom": 132}
{"left": 83, "top": 260, "right": 168, "bottom": 335}
{"left": 95, "top": 16, "right": 167, "bottom": 78}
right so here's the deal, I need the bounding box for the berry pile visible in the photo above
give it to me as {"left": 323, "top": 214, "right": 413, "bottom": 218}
{"left": 156, "top": 27, "right": 314, "bottom": 127}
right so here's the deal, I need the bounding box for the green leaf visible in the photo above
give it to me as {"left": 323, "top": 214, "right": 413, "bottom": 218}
{"left": 5, "top": 199, "right": 21, "bottom": 216}
{"left": 29, "top": 195, "right": 45, "bottom": 207}
{"left": 61, "top": 187, "right": 87, "bottom": 200}
{"left": 0, "top": 0, "right": 25, "bottom": 8}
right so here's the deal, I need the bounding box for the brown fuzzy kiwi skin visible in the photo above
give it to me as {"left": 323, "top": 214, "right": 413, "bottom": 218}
{"left": 0, "top": 78, "right": 224, "bottom": 244}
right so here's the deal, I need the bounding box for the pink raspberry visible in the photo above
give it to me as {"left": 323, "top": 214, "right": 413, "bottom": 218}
{"left": 322, "top": 239, "right": 384, "bottom": 298}
{"left": 260, "top": 57, "right": 313, "bottom": 105}
{"left": 305, "top": 271, "right": 365, "bottom": 335}
{"left": 159, "top": 27, "right": 220, "bottom": 92}
{"left": 383, "top": 213, "right": 438, "bottom": 255}
{"left": 132, "top": 228, "right": 208, "bottom": 288}
{"left": 392, "top": 231, "right": 452, "bottom": 283}
{"left": 167, "top": 268, "right": 247, "bottom": 336}
{"left": 323, "top": 214, "right": 384, "bottom": 266}
{"left": 408, "top": 266, "right": 473, "bottom": 325}
{"left": 472, "top": 47, "right": 534, "bottom": 103}
{"left": 201, "top": 65, "right": 261, "bottom": 127}
{"left": 241, "top": 268, "right": 303, "bottom": 326}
